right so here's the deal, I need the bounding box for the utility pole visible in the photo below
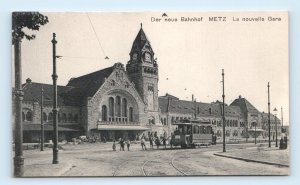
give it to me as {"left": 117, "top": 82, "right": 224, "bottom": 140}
{"left": 254, "top": 123, "right": 257, "bottom": 145}
{"left": 274, "top": 108, "right": 278, "bottom": 147}
{"left": 194, "top": 98, "right": 197, "bottom": 120}
{"left": 222, "top": 69, "right": 226, "bottom": 152}
{"left": 281, "top": 106, "right": 283, "bottom": 130}
{"left": 40, "top": 86, "right": 44, "bottom": 151}
{"left": 52, "top": 33, "right": 59, "bottom": 164}
{"left": 268, "top": 82, "right": 271, "bottom": 148}
{"left": 14, "top": 37, "right": 24, "bottom": 177}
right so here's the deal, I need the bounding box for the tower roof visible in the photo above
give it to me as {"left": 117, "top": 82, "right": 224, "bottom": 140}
{"left": 130, "top": 24, "right": 152, "bottom": 54}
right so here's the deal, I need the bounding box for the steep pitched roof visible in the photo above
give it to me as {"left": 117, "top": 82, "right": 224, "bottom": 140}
{"left": 230, "top": 96, "right": 260, "bottom": 114}
{"left": 158, "top": 97, "right": 242, "bottom": 118}
{"left": 130, "top": 27, "right": 152, "bottom": 54}
{"left": 66, "top": 66, "right": 114, "bottom": 98}
{"left": 22, "top": 82, "right": 81, "bottom": 106}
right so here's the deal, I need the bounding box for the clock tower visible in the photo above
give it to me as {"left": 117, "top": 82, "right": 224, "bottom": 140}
{"left": 126, "top": 24, "right": 159, "bottom": 117}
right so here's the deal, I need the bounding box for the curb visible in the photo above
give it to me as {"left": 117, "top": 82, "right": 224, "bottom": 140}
{"left": 213, "top": 153, "right": 289, "bottom": 167}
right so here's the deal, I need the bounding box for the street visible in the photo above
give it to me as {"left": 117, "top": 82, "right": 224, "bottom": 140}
{"left": 22, "top": 142, "right": 289, "bottom": 176}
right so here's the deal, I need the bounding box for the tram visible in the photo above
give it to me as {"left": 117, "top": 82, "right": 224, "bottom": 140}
{"left": 171, "top": 119, "right": 214, "bottom": 148}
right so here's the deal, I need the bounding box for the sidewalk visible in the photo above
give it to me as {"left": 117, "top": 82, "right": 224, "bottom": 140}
{"left": 214, "top": 145, "right": 289, "bottom": 167}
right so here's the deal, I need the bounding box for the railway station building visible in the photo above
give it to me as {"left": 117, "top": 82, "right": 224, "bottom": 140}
{"left": 14, "top": 26, "right": 279, "bottom": 143}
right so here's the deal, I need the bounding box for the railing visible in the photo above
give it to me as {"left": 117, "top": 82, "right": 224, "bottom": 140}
{"left": 97, "top": 121, "right": 140, "bottom": 126}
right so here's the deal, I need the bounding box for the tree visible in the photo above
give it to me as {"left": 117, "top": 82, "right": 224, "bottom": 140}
{"left": 12, "top": 12, "right": 49, "bottom": 44}
{"left": 12, "top": 12, "right": 48, "bottom": 177}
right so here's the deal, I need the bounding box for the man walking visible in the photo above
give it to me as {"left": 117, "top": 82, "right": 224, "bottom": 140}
{"left": 141, "top": 137, "right": 147, "bottom": 150}
{"left": 126, "top": 139, "right": 131, "bottom": 151}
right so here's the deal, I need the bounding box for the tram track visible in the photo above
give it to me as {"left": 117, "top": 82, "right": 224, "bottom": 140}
{"left": 141, "top": 149, "right": 189, "bottom": 176}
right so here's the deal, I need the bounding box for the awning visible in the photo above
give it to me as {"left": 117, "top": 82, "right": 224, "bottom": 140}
{"left": 97, "top": 124, "right": 149, "bottom": 131}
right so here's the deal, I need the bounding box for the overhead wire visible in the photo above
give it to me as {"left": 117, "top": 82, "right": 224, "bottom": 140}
{"left": 85, "top": 12, "right": 109, "bottom": 60}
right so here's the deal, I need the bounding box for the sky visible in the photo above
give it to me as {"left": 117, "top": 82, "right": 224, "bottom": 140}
{"left": 13, "top": 11, "right": 289, "bottom": 125}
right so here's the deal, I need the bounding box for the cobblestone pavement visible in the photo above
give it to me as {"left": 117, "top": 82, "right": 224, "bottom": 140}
{"left": 22, "top": 142, "right": 289, "bottom": 177}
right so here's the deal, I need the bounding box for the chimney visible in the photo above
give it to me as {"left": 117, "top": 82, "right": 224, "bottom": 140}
{"left": 192, "top": 94, "right": 194, "bottom": 102}
{"left": 239, "top": 95, "right": 242, "bottom": 99}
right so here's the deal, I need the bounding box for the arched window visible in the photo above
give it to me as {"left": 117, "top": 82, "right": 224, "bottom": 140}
{"left": 68, "top": 113, "right": 73, "bottom": 122}
{"left": 111, "top": 80, "right": 115, "bottom": 86}
{"left": 109, "top": 97, "right": 115, "bottom": 121}
{"left": 43, "top": 112, "right": 47, "bottom": 122}
{"left": 26, "top": 111, "right": 32, "bottom": 121}
{"left": 122, "top": 98, "right": 127, "bottom": 119}
{"left": 22, "top": 112, "right": 25, "bottom": 121}
{"left": 48, "top": 112, "right": 53, "bottom": 121}
{"left": 101, "top": 105, "right": 107, "bottom": 121}
{"left": 116, "top": 96, "right": 121, "bottom": 119}
{"left": 129, "top": 107, "right": 133, "bottom": 122}
{"left": 74, "top": 114, "right": 79, "bottom": 123}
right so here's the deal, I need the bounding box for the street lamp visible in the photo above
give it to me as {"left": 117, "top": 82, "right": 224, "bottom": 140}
{"left": 273, "top": 107, "right": 278, "bottom": 147}
{"left": 52, "top": 33, "right": 59, "bottom": 164}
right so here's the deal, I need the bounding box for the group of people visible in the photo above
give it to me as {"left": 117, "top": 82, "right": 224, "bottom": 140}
{"left": 112, "top": 132, "right": 170, "bottom": 151}
{"left": 112, "top": 138, "right": 131, "bottom": 151}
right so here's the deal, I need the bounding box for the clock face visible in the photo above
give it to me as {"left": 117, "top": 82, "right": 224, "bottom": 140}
{"left": 145, "top": 53, "right": 151, "bottom": 62}
{"left": 132, "top": 53, "right": 138, "bottom": 60}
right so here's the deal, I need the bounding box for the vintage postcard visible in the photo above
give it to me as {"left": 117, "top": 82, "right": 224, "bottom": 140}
{"left": 12, "top": 11, "right": 289, "bottom": 177}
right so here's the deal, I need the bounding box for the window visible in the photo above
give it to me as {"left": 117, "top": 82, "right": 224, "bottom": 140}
{"left": 163, "top": 118, "right": 167, "bottom": 125}
{"left": 26, "top": 111, "right": 32, "bottom": 121}
{"left": 101, "top": 105, "right": 107, "bottom": 121}
{"left": 226, "top": 130, "right": 230, "bottom": 137}
{"left": 43, "top": 112, "right": 47, "bottom": 122}
{"left": 209, "top": 108, "right": 212, "bottom": 114}
{"left": 116, "top": 96, "right": 121, "bottom": 118}
{"left": 22, "top": 112, "right": 25, "bottom": 121}
{"left": 48, "top": 112, "right": 53, "bottom": 121}
{"left": 122, "top": 98, "right": 127, "bottom": 119}
{"left": 109, "top": 97, "right": 115, "bottom": 121}
{"left": 148, "top": 84, "right": 154, "bottom": 92}
{"left": 111, "top": 80, "right": 115, "bottom": 86}
{"left": 129, "top": 107, "right": 133, "bottom": 122}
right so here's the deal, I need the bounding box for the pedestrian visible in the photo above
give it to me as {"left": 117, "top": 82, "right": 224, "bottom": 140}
{"left": 155, "top": 137, "right": 160, "bottom": 149}
{"left": 149, "top": 136, "right": 153, "bottom": 149}
{"left": 126, "top": 139, "right": 131, "bottom": 151}
{"left": 162, "top": 137, "right": 167, "bottom": 149}
{"left": 119, "top": 138, "right": 125, "bottom": 151}
{"left": 141, "top": 137, "right": 147, "bottom": 150}
{"left": 112, "top": 140, "right": 116, "bottom": 151}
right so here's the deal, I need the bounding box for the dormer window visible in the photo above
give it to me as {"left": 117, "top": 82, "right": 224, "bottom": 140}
{"left": 132, "top": 53, "right": 138, "bottom": 60}
{"left": 111, "top": 80, "right": 115, "bottom": 86}
{"left": 144, "top": 52, "right": 151, "bottom": 63}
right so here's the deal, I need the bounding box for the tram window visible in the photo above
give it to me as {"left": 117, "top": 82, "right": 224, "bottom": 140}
{"left": 200, "top": 126, "right": 206, "bottom": 134}
{"left": 207, "top": 126, "right": 212, "bottom": 134}
{"left": 194, "top": 125, "right": 199, "bottom": 134}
